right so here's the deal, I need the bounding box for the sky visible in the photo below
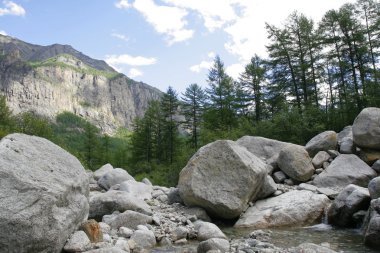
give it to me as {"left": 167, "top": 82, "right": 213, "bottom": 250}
{"left": 0, "top": 0, "right": 355, "bottom": 94}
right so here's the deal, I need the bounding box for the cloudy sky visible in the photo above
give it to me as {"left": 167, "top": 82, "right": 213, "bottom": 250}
{"left": 1, "top": 0, "right": 354, "bottom": 93}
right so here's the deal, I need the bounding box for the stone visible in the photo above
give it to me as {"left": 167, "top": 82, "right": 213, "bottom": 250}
{"left": 171, "top": 226, "right": 189, "bottom": 241}
{"left": 339, "top": 137, "right": 355, "bottom": 154}
{"left": 315, "top": 168, "right": 323, "bottom": 174}
{"left": 89, "top": 190, "right": 151, "bottom": 219}
{"left": 257, "top": 175, "right": 277, "bottom": 199}
{"left": 118, "top": 227, "right": 133, "bottom": 238}
{"left": 372, "top": 160, "right": 380, "bottom": 173}
{"left": 305, "top": 131, "right": 337, "bottom": 157}
{"left": 114, "top": 238, "right": 130, "bottom": 252}
{"left": 83, "top": 247, "right": 128, "bottom": 253}
{"left": 235, "top": 190, "right": 330, "bottom": 228}
{"left": 327, "top": 184, "right": 371, "bottom": 227}
{"left": 316, "top": 188, "right": 339, "bottom": 199}
{"left": 81, "top": 219, "right": 103, "bottom": 243}
{"left": 277, "top": 145, "right": 314, "bottom": 182}
{"left": 142, "top": 178, "right": 152, "bottom": 186}
{"left": 236, "top": 136, "right": 292, "bottom": 163}
{"left": 327, "top": 150, "right": 340, "bottom": 158}
{"left": 312, "top": 154, "right": 377, "bottom": 191}
{"left": 194, "top": 221, "right": 227, "bottom": 241}
{"left": 337, "top": 126, "right": 353, "bottom": 145}
{"left": 297, "top": 183, "right": 318, "bottom": 192}
{"left": 312, "top": 151, "right": 330, "bottom": 169}
{"left": 98, "top": 222, "right": 111, "bottom": 235}
{"left": 94, "top": 163, "right": 114, "bottom": 180}
{"left": 290, "top": 243, "right": 337, "bottom": 253}
{"left": 103, "top": 210, "right": 153, "bottom": 230}
{"left": 197, "top": 238, "right": 230, "bottom": 253}
{"left": 184, "top": 207, "right": 211, "bottom": 222}
{"left": 358, "top": 148, "right": 380, "bottom": 165}
{"left": 119, "top": 180, "right": 152, "bottom": 200}
{"left": 353, "top": 107, "right": 380, "bottom": 149}
{"left": 98, "top": 168, "right": 135, "bottom": 190}
{"left": 0, "top": 134, "right": 89, "bottom": 253}
{"left": 284, "top": 178, "right": 295, "bottom": 186}
{"left": 273, "top": 171, "right": 287, "bottom": 183}
{"left": 130, "top": 229, "right": 156, "bottom": 250}
{"left": 63, "top": 231, "right": 91, "bottom": 253}
{"left": 368, "top": 177, "right": 380, "bottom": 199}
{"left": 178, "top": 140, "right": 267, "bottom": 219}
{"left": 167, "top": 187, "right": 183, "bottom": 204}
{"left": 363, "top": 198, "right": 380, "bottom": 250}
{"left": 322, "top": 162, "right": 330, "bottom": 169}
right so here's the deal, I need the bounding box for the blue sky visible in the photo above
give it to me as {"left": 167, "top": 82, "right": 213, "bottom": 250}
{"left": 0, "top": 0, "right": 354, "bottom": 94}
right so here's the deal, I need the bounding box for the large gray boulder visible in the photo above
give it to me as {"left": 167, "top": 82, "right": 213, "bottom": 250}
{"left": 0, "top": 134, "right": 89, "bottom": 253}
{"left": 312, "top": 154, "right": 377, "bottom": 191}
{"left": 235, "top": 190, "right": 330, "bottom": 228}
{"left": 277, "top": 145, "right": 314, "bottom": 182}
{"left": 327, "top": 184, "right": 371, "bottom": 227}
{"left": 363, "top": 198, "right": 380, "bottom": 250}
{"left": 194, "top": 221, "right": 227, "bottom": 241}
{"left": 98, "top": 168, "right": 135, "bottom": 190}
{"left": 89, "top": 190, "right": 151, "bottom": 219}
{"left": 353, "top": 107, "right": 380, "bottom": 150}
{"left": 305, "top": 131, "right": 337, "bottom": 157}
{"left": 178, "top": 140, "right": 267, "bottom": 219}
{"left": 337, "top": 126, "right": 353, "bottom": 145}
{"left": 368, "top": 177, "right": 380, "bottom": 199}
{"left": 119, "top": 180, "right": 152, "bottom": 200}
{"left": 236, "top": 136, "right": 291, "bottom": 165}
{"left": 94, "top": 164, "right": 114, "bottom": 180}
{"left": 312, "top": 151, "right": 330, "bottom": 169}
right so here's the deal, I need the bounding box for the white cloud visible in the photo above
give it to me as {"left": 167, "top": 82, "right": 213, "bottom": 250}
{"left": 207, "top": 51, "right": 216, "bottom": 58}
{"left": 115, "top": 0, "right": 130, "bottom": 9}
{"left": 105, "top": 54, "right": 157, "bottom": 67}
{"left": 0, "top": 1, "right": 25, "bottom": 16}
{"left": 226, "top": 63, "right": 244, "bottom": 79}
{"left": 190, "top": 60, "right": 213, "bottom": 73}
{"left": 132, "top": 0, "right": 194, "bottom": 44}
{"left": 0, "top": 30, "right": 7, "bottom": 35}
{"left": 111, "top": 33, "right": 129, "bottom": 42}
{"left": 128, "top": 68, "right": 143, "bottom": 78}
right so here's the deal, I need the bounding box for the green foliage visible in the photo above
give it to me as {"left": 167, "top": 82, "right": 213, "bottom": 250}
{"left": 0, "top": 96, "right": 15, "bottom": 138}
{"left": 15, "top": 112, "right": 53, "bottom": 139}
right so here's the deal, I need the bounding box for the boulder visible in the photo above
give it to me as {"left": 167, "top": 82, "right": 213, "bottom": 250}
{"left": 368, "top": 177, "right": 380, "bottom": 199}
{"left": 257, "top": 175, "right": 277, "bottom": 199}
{"left": 312, "top": 151, "right": 330, "bottom": 169}
{"left": 363, "top": 198, "right": 380, "bottom": 250}
{"left": 277, "top": 145, "right": 314, "bottom": 182}
{"left": 337, "top": 126, "right": 353, "bottom": 145}
{"left": 290, "top": 243, "right": 337, "bottom": 253}
{"left": 171, "top": 226, "right": 189, "bottom": 241}
{"left": 305, "top": 131, "right": 337, "bottom": 157}
{"left": 194, "top": 221, "right": 227, "bottom": 241}
{"left": 358, "top": 148, "right": 380, "bottom": 165}
{"left": 98, "top": 168, "right": 135, "bottom": 190}
{"left": 312, "top": 154, "right": 377, "bottom": 191}
{"left": 353, "top": 107, "right": 380, "bottom": 150}
{"left": 114, "top": 238, "right": 130, "bottom": 252}
{"left": 89, "top": 190, "right": 151, "bottom": 219}
{"left": 339, "top": 137, "right": 355, "bottom": 154}
{"left": 81, "top": 219, "right": 103, "bottom": 243}
{"left": 167, "top": 187, "right": 183, "bottom": 204}
{"left": 327, "top": 184, "right": 371, "bottom": 227}
{"left": 273, "top": 171, "right": 287, "bottom": 183}
{"left": 0, "top": 134, "right": 89, "bottom": 253}
{"left": 119, "top": 180, "right": 152, "bottom": 200}
{"left": 236, "top": 136, "right": 291, "bottom": 164}
{"left": 94, "top": 164, "right": 114, "bottom": 180}
{"left": 197, "top": 238, "right": 230, "bottom": 253}
{"left": 103, "top": 210, "right": 153, "bottom": 229}
{"left": 178, "top": 140, "right": 267, "bottom": 219}
{"left": 234, "top": 190, "right": 330, "bottom": 228}
{"left": 372, "top": 160, "right": 380, "bottom": 173}
{"left": 130, "top": 229, "right": 156, "bottom": 250}
{"left": 63, "top": 231, "right": 91, "bottom": 253}
{"left": 83, "top": 247, "right": 128, "bottom": 253}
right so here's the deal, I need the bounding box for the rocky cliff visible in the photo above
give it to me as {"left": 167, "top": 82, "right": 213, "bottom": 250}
{"left": 0, "top": 35, "right": 162, "bottom": 134}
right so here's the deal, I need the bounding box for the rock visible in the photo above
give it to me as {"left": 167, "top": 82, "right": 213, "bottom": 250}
{"left": 368, "top": 177, "right": 380, "bottom": 199}
{"left": 257, "top": 175, "right": 277, "bottom": 199}
{"left": 234, "top": 190, "right": 330, "bottom": 228}
{"left": 194, "top": 221, "right": 227, "bottom": 241}
{"left": 83, "top": 247, "right": 128, "bottom": 253}
{"left": 0, "top": 134, "right": 89, "bottom": 253}
{"left": 339, "top": 137, "right": 355, "bottom": 154}
{"left": 358, "top": 148, "right": 380, "bottom": 165}
{"left": 130, "top": 229, "right": 156, "bottom": 250}
{"left": 372, "top": 160, "right": 380, "bottom": 173}
{"left": 313, "top": 154, "right": 377, "bottom": 191}
{"left": 305, "top": 131, "right": 337, "bottom": 157}
{"left": 98, "top": 222, "right": 111, "bottom": 235}
{"left": 167, "top": 187, "right": 183, "bottom": 204}
{"left": 184, "top": 207, "right": 211, "bottom": 222}
{"left": 114, "top": 238, "right": 130, "bottom": 252}
{"left": 171, "top": 226, "right": 189, "bottom": 241}
{"left": 273, "top": 171, "right": 287, "bottom": 183}
{"left": 316, "top": 188, "right": 339, "bottom": 199}
{"left": 312, "top": 151, "right": 330, "bottom": 169}
{"left": 104, "top": 210, "right": 153, "bottom": 229}
{"left": 119, "top": 180, "right": 152, "bottom": 200}
{"left": 142, "top": 178, "right": 152, "bottom": 186}
{"left": 277, "top": 145, "right": 314, "bottom": 182}
{"left": 337, "top": 126, "right": 353, "bottom": 145}
{"left": 327, "top": 150, "right": 340, "bottom": 158}
{"left": 236, "top": 136, "right": 292, "bottom": 164}
{"left": 315, "top": 168, "right": 323, "bottom": 174}
{"left": 352, "top": 210, "right": 367, "bottom": 225}
{"left": 89, "top": 190, "right": 151, "bottom": 219}
{"left": 290, "top": 243, "right": 337, "bottom": 253}
{"left": 297, "top": 183, "right": 318, "bottom": 192}
{"left": 284, "top": 178, "right": 295, "bottom": 186}
{"left": 98, "top": 168, "right": 135, "bottom": 190}
{"left": 63, "top": 231, "right": 91, "bottom": 253}
{"left": 197, "top": 238, "right": 230, "bottom": 253}
{"left": 178, "top": 140, "right": 267, "bottom": 219}
{"left": 118, "top": 227, "right": 133, "bottom": 238}
{"left": 94, "top": 163, "right": 114, "bottom": 180}
{"left": 81, "top": 219, "right": 103, "bottom": 243}
{"left": 353, "top": 107, "right": 380, "bottom": 149}
{"left": 363, "top": 198, "right": 380, "bottom": 250}
{"left": 327, "top": 184, "right": 371, "bottom": 227}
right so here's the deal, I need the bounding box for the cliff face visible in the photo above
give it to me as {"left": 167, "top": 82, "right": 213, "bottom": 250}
{"left": 0, "top": 35, "right": 162, "bottom": 134}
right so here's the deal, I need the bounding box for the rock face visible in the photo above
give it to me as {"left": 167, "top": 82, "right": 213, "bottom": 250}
{"left": 0, "top": 134, "right": 89, "bottom": 253}
{"left": 234, "top": 190, "right": 330, "bottom": 228}
{"left": 305, "top": 131, "right": 337, "bottom": 157}
{"left": 277, "top": 145, "right": 314, "bottom": 182}
{"left": 0, "top": 35, "right": 161, "bottom": 134}
{"left": 363, "top": 198, "right": 380, "bottom": 249}
{"left": 312, "top": 154, "right": 377, "bottom": 191}
{"left": 327, "top": 184, "right": 371, "bottom": 227}
{"left": 178, "top": 140, "right": 267, "bottom": 219}
{"left": 353, "top": 107, "right": 380, "bottom": 150}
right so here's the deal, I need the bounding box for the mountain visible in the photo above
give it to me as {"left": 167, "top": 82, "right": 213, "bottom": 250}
{"left": 0, "top": 34, "right": 162, "bottom": 134}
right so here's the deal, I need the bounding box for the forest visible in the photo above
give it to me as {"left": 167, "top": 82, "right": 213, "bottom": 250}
{"left": 0, "top": 0, "right": 379, "bottom": 186}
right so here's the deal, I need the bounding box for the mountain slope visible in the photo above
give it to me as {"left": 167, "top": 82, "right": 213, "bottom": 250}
{"left": 0, "top": 35, "right": 162, "bottom": 133}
